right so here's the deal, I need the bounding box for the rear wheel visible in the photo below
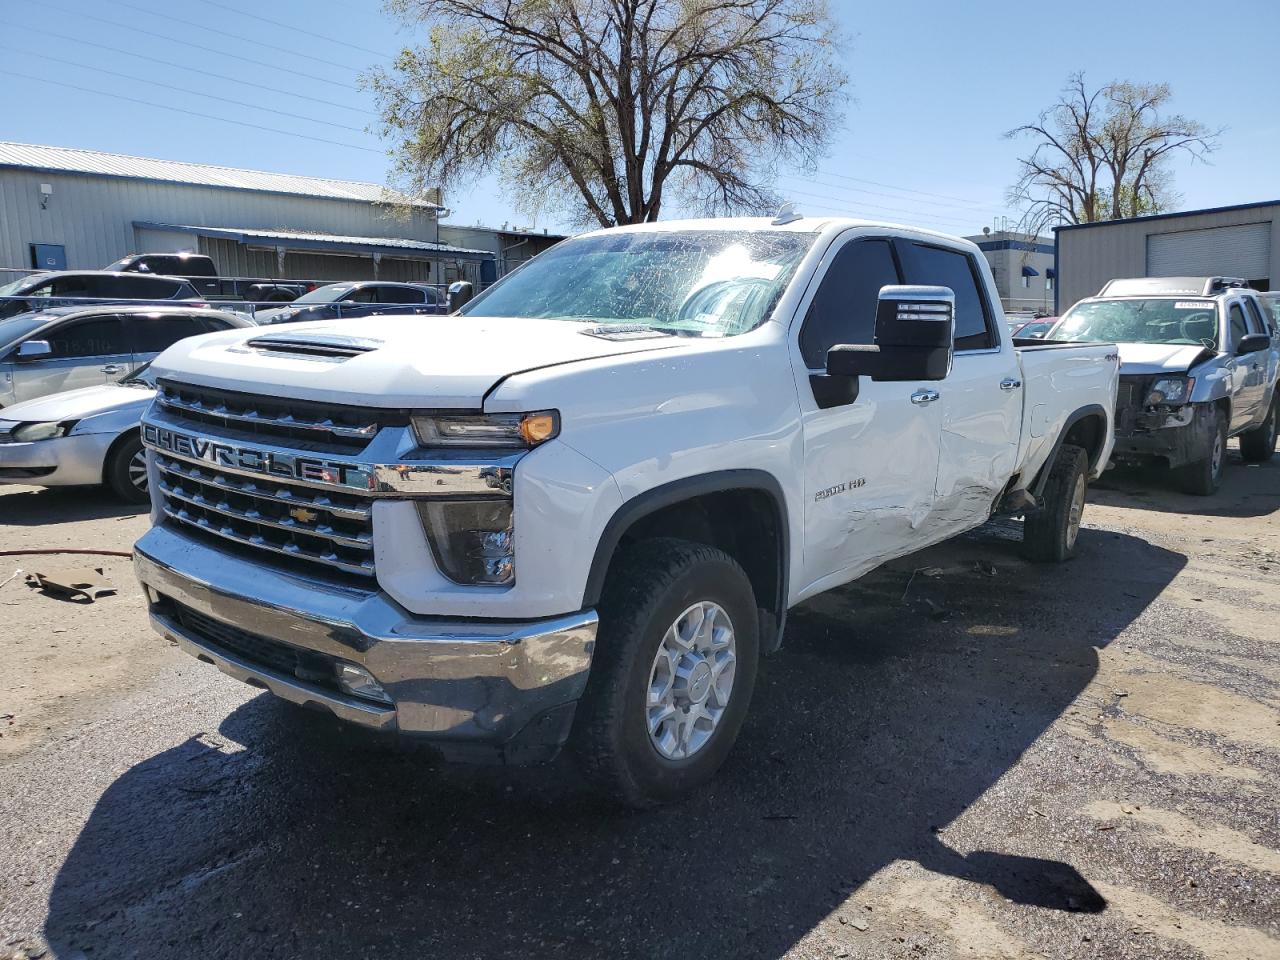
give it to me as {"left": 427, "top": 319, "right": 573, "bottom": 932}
{"left": 1022, "top": 443, "right": 1089, "bottom": 563}
{"left": 1239, "top": 396, "right": 1278, "bottom": 463}
{"left": 571, "top": 538, "right": 759, "bottom": 807}
{"left": 1178, "top": 407, "right": 1228, "bottom": 495}
{"left": 105, "top": 432, "right": 149, "bottom": 504}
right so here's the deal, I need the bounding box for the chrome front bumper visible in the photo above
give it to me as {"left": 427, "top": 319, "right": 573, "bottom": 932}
{"left": 135, "top": 525, "right": 598, "bottom": 762}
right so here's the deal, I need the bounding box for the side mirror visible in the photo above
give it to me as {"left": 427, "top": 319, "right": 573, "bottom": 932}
{"left": 826, "top": 285, "right": 955, "bottom": 382}
{"left": 1236, "top": 333, "right": 1270, "bottom": 356}
{"left": 447, "top": 281, "right": 474, "bottom": 312}
{"left": 15, "top": 339, "right": 53, "bottom": 362}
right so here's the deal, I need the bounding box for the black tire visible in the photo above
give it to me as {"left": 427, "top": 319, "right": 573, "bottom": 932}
{"left": 1239, "top": 395, "right": 1278, "bottom": 464}
{"left": 1178, "top": 407, "right": 1228, "bottom": 495}
{"left": 1022, "top": 443, "right": 1089, "bottom": 563}
{"left": 105, "top": 432, "right": 150, "bottom": 504}
{"left": 571, "top": 538, "right": 760, "bottom": 808}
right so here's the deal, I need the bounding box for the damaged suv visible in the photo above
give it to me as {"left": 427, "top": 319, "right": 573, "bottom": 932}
{"left": 1051, "top": 277, "right": 1279, "bottom": 494}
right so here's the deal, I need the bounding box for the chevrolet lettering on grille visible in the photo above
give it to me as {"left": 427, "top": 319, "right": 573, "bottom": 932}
{"left": 142, "top": 423, "right": 365, "bottom": 488}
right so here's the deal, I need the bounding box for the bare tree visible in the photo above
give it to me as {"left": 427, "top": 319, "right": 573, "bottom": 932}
{"left": 1006, "top": 73, "right": 1220, "bottom": 236}
{"left": 365, "top": 0, "right": 846, "bottom": 227}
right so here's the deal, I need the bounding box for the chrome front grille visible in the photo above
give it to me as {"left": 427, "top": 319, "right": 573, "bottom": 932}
{"left": 154, "top": 453, "right": 375, "bottom": 578}
{"left": 155, "top": 380, "right": 406, "bottom": 449}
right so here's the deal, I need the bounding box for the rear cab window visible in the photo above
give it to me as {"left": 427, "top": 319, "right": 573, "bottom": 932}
{"left": 896, "top": 241, "right": 996, "bottom": 351}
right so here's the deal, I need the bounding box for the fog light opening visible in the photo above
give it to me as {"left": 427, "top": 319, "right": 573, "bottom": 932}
{"left": 334, "top": 663, "right": 393, "bottom": 705}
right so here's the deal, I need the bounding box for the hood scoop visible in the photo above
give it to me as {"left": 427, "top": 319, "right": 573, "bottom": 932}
{"left": 243, "top": 332, "right": 384, "bottom": 360}
{"left": 579, "top": 323, "right": 671, "bottom": 342}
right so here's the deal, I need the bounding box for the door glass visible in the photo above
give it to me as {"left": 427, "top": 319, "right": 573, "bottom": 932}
{"left": 129, "top": 314, "right": 208, "bottom": 353}
{"left": 898, "top": 243, "right": 994, "bottom": 350}
{"left": 377, "top": 285, "right": 426, "bottom": 304}
{"left": 798, "top": 239, "right": 900, "bottom": 368}
{"left": 1244, "top": 298, "right": 1267, "bottom": 336}
{"left": 1229, "top": 304, "right": 1249, "bottom": 350}
{"left": 46, "top": 316, "right": 130, "bottom": 358}
{"left": 345, "top": 287, "right": 378, "bottom": 303}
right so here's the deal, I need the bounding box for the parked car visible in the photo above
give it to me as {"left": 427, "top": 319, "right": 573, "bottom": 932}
{"left": 133, "top": 215, "right": 1119, "bottom": 806}
{"left": 0, "top": 271, "right": 202, "bottom": 320}
{"left": 1049, "top": 276, "right": 1279, "bottom": 493}
{"left": 0, "top": 305, "right": 255, "bottom": 408}
{"left": 1011, "top": 318, "right": 1057, "bottom": 339}
{"left": 0, "top": 362, "right": 158, "bottom": 503}
{"left": 255, "top": 281, "right": 444, "bottom": 324}
{"left": 105, "top": 253, "right": 307, "bottom": 304}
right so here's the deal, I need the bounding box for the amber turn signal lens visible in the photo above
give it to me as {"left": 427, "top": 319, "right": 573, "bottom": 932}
{"left": 520, "top": 412, "right": 559, "bottom": 445}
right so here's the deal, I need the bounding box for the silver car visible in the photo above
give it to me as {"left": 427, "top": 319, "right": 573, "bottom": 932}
{"left": 0, "top": 363, "right": 158, "bottom": 502}
{"left": 1051, "top": 276, "right": 1280, "bottom": 494}
{"left": 0, "top": 304, "right": 253, "bottom": 409}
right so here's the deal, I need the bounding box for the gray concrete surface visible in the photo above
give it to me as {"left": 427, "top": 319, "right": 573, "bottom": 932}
{"left": 0, "top": 450, "right": 1277, "bottom": 960}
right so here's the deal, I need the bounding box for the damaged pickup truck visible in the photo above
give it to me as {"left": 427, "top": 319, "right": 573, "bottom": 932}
{"left": 1049, "top": 277, "right": 1279, "bottom": 494}
{"left": 133, "top": 216, "right": 1118, "bottom": 806}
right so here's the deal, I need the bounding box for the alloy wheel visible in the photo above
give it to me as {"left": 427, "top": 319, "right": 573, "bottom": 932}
{"left": 646, "top": 601, "right": 737, "bottom": 760}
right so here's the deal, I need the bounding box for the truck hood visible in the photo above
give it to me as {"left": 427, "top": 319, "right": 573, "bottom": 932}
{"left": 149, "top": 315, "right": 686, "bottom": 407}
{"left": 0, "top": 383, "right": 154, "bottom": 422}
{"left": 1117, "top": 342, "right": 1216, "bottom": 376}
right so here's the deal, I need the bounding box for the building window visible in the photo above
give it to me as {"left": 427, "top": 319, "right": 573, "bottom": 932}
{"left": 1022, "top": 275, "right": 1030, "bottom": 289}
{"left": 1046, "top": 276, "right": 1054, "bottom": 292}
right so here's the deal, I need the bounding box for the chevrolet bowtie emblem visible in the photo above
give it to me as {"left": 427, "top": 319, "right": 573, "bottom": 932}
{"left": 289, "top": 506, "right": 318, "bottom": 524}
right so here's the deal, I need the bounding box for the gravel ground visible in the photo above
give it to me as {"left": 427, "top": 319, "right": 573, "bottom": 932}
{"left": 0, "top": 448, "right": 1277, "bottom": 960}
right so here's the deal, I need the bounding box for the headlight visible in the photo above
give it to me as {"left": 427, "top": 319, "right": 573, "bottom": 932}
{"left": 1147, "top": 377, "right": 1194, "bottom": 405}
{"left": 411, "top": 411, "right": 559, "bottom": 449}
{"left": 416, "top": 499, "right": 514, "bottom": 585}
{"left": 12, "top": 421, "right": 73, "bottom": 441}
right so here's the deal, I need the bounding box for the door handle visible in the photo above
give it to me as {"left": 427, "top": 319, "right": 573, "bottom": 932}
{"left": 101, "top": 364, "right": 123, "bottom": 374}
{"left": 910, "top": 389, "right": 940, "bottom": 405}
{"left": 1000, "top": 377, "right": 1022, "bottom": 391}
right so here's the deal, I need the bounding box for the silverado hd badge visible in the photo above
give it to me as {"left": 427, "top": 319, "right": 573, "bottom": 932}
{"left": 142, "top": 422, "right": 366, "bottom": 488}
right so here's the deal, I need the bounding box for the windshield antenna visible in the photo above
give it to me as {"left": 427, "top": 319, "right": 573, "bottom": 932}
{"left": 771, "top": 202, "right": 802, "bottom": 226}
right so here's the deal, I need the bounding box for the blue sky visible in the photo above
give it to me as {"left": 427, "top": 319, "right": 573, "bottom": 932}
{"left": 2, "top": 0, "right": 1277, "bottom": 236}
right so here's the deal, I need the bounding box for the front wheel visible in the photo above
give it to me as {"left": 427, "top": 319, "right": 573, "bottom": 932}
{"left": 1022, "top": 443, "right": 1089, "bottom": 563}
{"left": 1178, "top": 407, "right": 1228, "bottom": 495}
{"left": 571, "top": 538, "right": 759, "bottom": 807}
{"left": 1239, "top": 396, "right": 1278, "bottom": 464}
{"left": 105, "top": 432, "right": 150, "bottom": 504}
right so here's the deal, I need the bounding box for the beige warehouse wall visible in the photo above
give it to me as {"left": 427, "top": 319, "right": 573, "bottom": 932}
{"left": 1057, "top": 204, "right": 1280, "bottom": 311}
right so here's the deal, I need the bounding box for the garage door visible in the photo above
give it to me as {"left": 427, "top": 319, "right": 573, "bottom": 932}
{"left": 1146, "top": 222, "right": 1272, "bottom": 282}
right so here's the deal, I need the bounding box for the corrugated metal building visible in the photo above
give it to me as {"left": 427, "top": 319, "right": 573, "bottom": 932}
{"left": 1055, "top": 201, "right": 1280, "bottom": 312}
{"left": 0, "top": 142, "right": 563, "bottom": 286}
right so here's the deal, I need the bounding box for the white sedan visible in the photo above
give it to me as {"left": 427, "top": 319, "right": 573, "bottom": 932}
{"left": 0, "top": 364, "right": 157, "bottom": 503}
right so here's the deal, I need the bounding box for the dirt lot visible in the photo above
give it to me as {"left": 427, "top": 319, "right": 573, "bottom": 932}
{"left": 0, "top": 449, "right": 1277, "bottom": 960}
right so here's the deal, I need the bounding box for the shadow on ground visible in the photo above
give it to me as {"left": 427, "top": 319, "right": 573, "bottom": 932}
{"left": 0, "top": 484, "right": 143, "bottom": 525}
{"left": 45, "top": 524, "right": 1183, "bottom": 959}
{"left": 1091, "top": 446, "right": 1280, "bottom": 519}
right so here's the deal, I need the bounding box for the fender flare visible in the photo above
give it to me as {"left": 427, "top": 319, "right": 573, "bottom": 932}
{"left": 580, "top": 469, "right": 790, "bottom": 624}
{"left": 1030, "top": 403, "right": 1110, "bottom": 497}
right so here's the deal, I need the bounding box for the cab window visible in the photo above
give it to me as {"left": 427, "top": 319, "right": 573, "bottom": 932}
{"left": 897, "top": 242, "right": 995, "bottom": 351}
{"left": 798, "top": 238, "right": 900, "bottom": 369}
{"left": 45, "top": 316, "right": 130, "bottom": 358}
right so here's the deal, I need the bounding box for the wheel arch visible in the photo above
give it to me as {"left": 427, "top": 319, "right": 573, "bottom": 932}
{"left": 1029, "top": 404, "right": 1109, "bottom": 496}
{"left": 582, "top": 469, "right": 790, "bottom": 653}
{"left": 101, "top": 425, "right": 144, "bottom": 484}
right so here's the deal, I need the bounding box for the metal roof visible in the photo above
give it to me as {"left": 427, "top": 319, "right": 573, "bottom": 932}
{"left": 135, "top": 222, "right": 493, "bottom": 260}
{"left": 1054, "top": 199, "right": 1280, "bottom": 232}
{"left": 0, "top": 141, "right": 438, "bottom": 208}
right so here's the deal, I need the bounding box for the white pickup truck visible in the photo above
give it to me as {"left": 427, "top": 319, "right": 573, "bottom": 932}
{"left": 133, "top": 216, "right": 1118, "bottom": 805}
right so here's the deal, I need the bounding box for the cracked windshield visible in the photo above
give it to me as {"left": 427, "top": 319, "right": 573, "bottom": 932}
{"left": 460, "top": 230, "right": 815, "bottom": 336}
{"left": 1053, "top": 298, "right": 1220, "bottom": 348}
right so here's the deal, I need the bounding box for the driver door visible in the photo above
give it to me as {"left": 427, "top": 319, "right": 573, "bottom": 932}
{"left": 10, "top": 314, "right": 132, "bottom": 404}
{"left": 1226, "top": 300, "right": 1264, "bottom": 429}
{"left": 795, "top": 235, "right": 944, "bottom": 590}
